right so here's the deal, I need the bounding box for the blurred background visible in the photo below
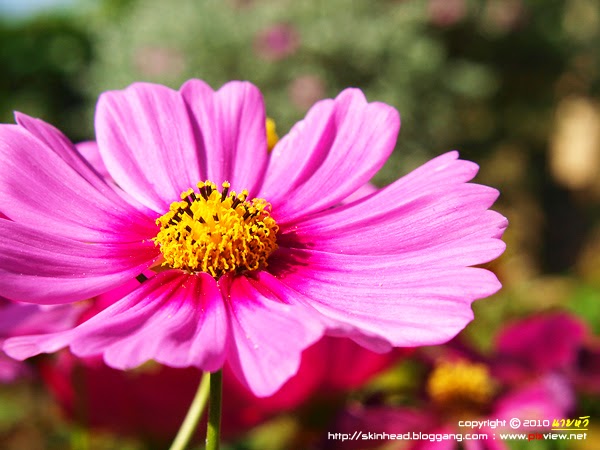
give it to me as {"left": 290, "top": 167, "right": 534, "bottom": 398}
{"left": 0, "top": 0, "right": 599, "bottom": 449}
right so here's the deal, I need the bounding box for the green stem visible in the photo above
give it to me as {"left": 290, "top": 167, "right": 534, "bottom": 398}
{"left": 168, "top": 371, "right": 211, "bottom": 450}
{"left": 205, "top": 370, "right": 223, "bottom": 450}
{"left": 71, "top": 427, "right": 90, "bottom": 450}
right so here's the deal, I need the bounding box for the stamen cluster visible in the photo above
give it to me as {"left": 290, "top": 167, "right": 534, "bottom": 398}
{"left": 427, "top": 360, "right": 494, "bottom": 413}
{"left": 153, "top": 181, "right": 278, "bottom": 278}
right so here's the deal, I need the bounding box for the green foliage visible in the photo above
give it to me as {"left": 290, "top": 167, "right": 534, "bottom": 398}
{"left": 84, "top": 0, "right": 499, "bottom": 181}
{"left": 0, "top": 16, "right": 92, "bottom": 141}
{"left": 568, "top": 284, "right": 600, "bottom": 334}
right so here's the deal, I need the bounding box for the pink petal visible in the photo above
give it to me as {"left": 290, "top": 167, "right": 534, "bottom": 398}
{"left": 75, "top": 140, "right": 158, "bottom": 211}
{"left": 267, "top": 152, "right": 506, "bottom": 348}
{"left": 180, "top": 80, "right": 269, "bottom": 196}
{"left": 0, "top": 220, "right": 158, "bottom": 304}
{"left": 265, "top": 153, "right": 507, "bottom": 351}
{"left": 270, "top": 248, "right": 502, "bottom": 349}
{"left": 96, "top": 82, "right": 204, "bottom": 212}
{"left": 342, "top": 182, "right": 378, "bottom": 204}
{"left": 288, "top": 189, "right": 506, "bottom": 267}
{"left": 13, "top": 114, "right": 154, "bottom": 220}
{"left": 4, "top": 271, "right": 229, "bottom": 372}
{"left": 75, "top": 140, "right": 111, "bottom": 180}
{"left": 0, "top": 300, "right": 82, "bottom": 336}
{"left": 286, "top": 152, "right": 506, "bottom": 266}
{"left": 15, "top": 113, "right": 111, "bottom": 191}
{"left": 221, "top": 274, "right": 325, "bottom": 397}
{"left": 0, "top": 123, "right": 156, "bottom": 242}
{"left": 260, "top": 88, "right": 400, "bottom": 223}
{"left": 0, "top": 300, "right": 84, "bottom": 382}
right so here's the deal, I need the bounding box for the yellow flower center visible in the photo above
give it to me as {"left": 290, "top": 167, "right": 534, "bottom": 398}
{"left": 153, "top": 181, "right": 278, "bottom": 278}
{"left": 266, "top": 117, "right": 279, "bottom": 151}
{"left": 427, "top": 360, "right": 495, "bottom": 414}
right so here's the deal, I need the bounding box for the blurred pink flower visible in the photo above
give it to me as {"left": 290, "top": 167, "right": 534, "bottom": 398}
{"left": 0, "top": 299, "right": 81, "bottom": 382}
{"left": 1, "top": 79, "right": 506, "bottom": 396}
{"left": 333, "top": 323, "right": 576, "bottom": 450}
{"left": 254, "top": 23, "right": 300, "bottom": 61}
{"left": 40, "top": 336, "right": 408, "bottom": 442}
{"left": 427, "top": 0, "right": 468, "bottom": 27}
{"left": 493, "top": 312, "right": 600, "bottom": 394}
{"left": 336, "top": 375, "right": 570, "bottom": 450}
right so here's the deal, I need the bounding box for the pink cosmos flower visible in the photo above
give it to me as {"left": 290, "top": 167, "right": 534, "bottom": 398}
{"left": 0, "top": 79, "right": 507, "bottom": 396}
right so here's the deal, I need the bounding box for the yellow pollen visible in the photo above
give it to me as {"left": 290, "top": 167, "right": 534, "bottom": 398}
{"left": 427, "top": 360, "right": 494, "bottom": 411}
{"left": 266, "top": 117, "right": 279, "bottom": 151}
{"left": 153, "top": 181, "right": 279, "bottom": 278}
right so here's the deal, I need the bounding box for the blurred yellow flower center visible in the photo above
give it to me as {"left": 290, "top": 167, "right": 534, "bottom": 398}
{"left": 153, "top": 181, "right": 278, "bottom": 278}
{"left": 427, "top": 360, "right": 494, "bottom": 413}
{"left": 266, "top": 117, "right": 279, "bottom": 151}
